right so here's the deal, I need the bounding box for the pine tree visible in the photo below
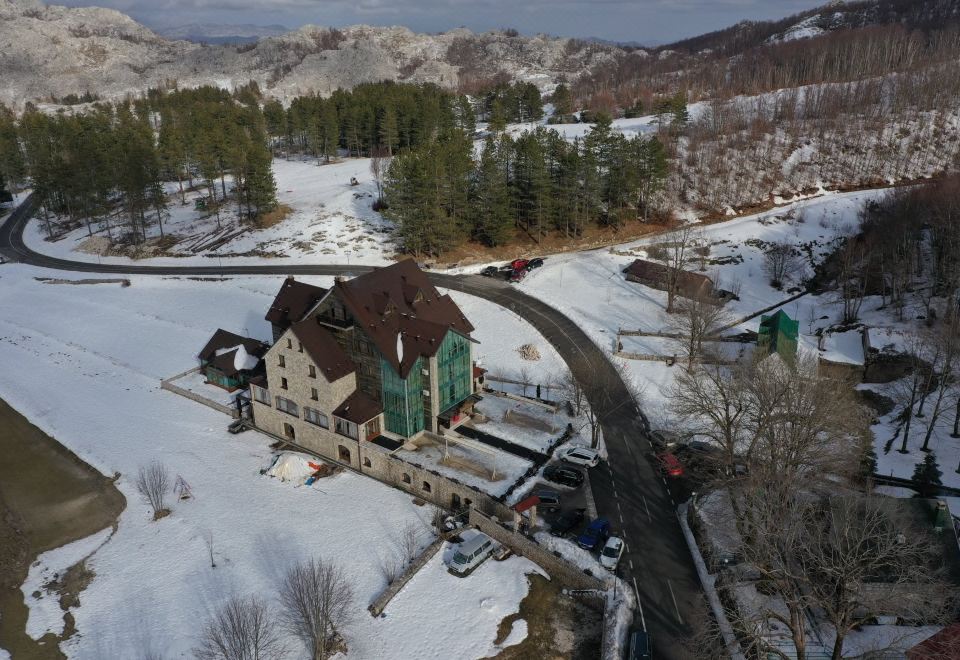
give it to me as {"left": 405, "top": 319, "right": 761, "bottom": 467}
{"left": 0, "top": 105, "right": 25, "bottom": 188}
{"left": 552, "top": 84, "right": 573, "bottom": 116}
{"left": 473, "top": 137, "right": 513, "bottom": 246}
{"left": 489, "top": 98, "right": 508, "bottom": 133}
{"left": 378, "top": 105, "right": 399, "bottom": 156}
{"left": 912, "top": 452, "right": 943, "bottom": 497}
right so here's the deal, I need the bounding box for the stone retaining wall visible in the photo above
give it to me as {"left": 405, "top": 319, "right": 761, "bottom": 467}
{"left": 161, "top": 367, "right": 238, "bottom": 418}
{"left": 469, "top": 508, "right": 605, "bottom": 591}
{"left": 368, "top": 536, "right": 446, "bottom": 617}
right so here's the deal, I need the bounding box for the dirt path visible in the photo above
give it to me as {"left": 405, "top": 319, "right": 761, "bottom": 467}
{"left": 0, "top": 398, "right": 125, "bottom": 659}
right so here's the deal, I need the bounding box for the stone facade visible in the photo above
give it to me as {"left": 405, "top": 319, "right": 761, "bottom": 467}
{"left": 250, "top": 326, "right": 382, "bottom": 470}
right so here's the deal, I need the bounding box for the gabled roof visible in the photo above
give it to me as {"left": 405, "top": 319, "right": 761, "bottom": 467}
{"left": 289, "top": 320, "right": 356, "bottom": 383}
{"left": 624, "top": 259, "right": 715, "bottom": 297}
{"left": 907, "top": 623, "right": 960, "bottom": 658}
{"left": 335, "top": 260, "right": 474, "bottom": 377}
{"left": 199, "top": 329, "right": 270, "bottom": 378}
{"left": 333, "top": 390, "right": 382, "bottom": 424}
{"left": 265, "top": 277, "right": 328, "bottom": 328}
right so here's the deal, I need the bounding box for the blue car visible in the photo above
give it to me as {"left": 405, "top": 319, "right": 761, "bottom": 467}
{"left": 577, "top": 518, "right": 610, "bottom": 551}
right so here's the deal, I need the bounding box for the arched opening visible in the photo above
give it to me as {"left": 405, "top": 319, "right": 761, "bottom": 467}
{"left": 422, "top": 481, "right": 432, "bottom": 493}
{"left": 451, "top": 493, "right": 461, "bottom": 509}
{"left": 283, "top": 423, "right": 295, "bottom": 440}
{"left": 362, "top": 457, "right": 372, "bottom": 468}
{"left": 337, "top": 445, "right": 351, "bottom": 463}
{"left": 402, "top": 473, "right": 411, "bottom": 484}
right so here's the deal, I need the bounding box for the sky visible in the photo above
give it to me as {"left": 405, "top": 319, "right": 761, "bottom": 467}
{"left": 56, "top": 0, "right": 830, "bottom": 44}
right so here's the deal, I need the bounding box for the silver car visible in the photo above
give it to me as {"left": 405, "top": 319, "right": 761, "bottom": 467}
{"left": 558, "top": 446, "right": 601, "bottom": 468}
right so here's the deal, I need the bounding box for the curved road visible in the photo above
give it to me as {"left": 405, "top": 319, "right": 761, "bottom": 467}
{"left": 1, "top": 195, "right": 702, "bottom": 658}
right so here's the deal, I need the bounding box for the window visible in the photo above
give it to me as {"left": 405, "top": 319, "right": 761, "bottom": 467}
{"left": 278, "top": 354, "right": 286, "bottom": 368}
{"left": 365, "top": 417, "right": 380, "bottom": 439}
{"left": 337, "top": 445, "right": 351, "bottom": 462}
{"left": 311, "top": 387, "right": 318, "bottom": 401}
{"left": 335, "top": 417, "right": 358, "bottom": 440}
{"left": 298, "top": 341, "right": 303, "bottom": 353}
{"left": 252, "top": 384, "right": 271, "bottom": 405}
{"left": 308, "top": 365, "right": 316, "bottom": 378}
{"left": 422, "top": 481, "right": 431, "bottom": 493}
{"left": 304, "top": 407, "right": 328, "bottom": 428}
{"left": 402, "top": 473, "right": 411, "bottom": 484}
{"left": 286, "top": 338, "right": 292, "bottom": 349}
{"left": 281, "top": 377, "right": 288, "bottom": 390}
{"left": 363, "top": 457, "right": 372, "bottom": 468}
{"left": 275, "top": 396, "right": 299, "bottom": 417}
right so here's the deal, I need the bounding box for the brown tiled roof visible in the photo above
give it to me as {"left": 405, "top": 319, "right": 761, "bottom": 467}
{"left": 289, "top": 320, "right": 356, "bottom": 383}
{"left": 624, "top": 259, "right": 714, "bottom": 298}
{"left": 335, "top": 260, "right": 474, "bottom": 377}
{"left": 333, "top": 390, "right": 382, "bottom": 424}
{"left": 265, "top": 277, "right": 328, "bottom": 328}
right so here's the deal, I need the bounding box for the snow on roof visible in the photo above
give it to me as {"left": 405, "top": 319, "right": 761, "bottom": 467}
{"left": 215, "top": 344, "right": 260, "bottom": 372}
{"left": 819, "top": 329, "right": 864, "bottom": 365}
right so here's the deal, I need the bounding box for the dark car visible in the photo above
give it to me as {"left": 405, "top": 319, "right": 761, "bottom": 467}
{"left": 577, "top": 518, "right": 610, "bottom": 550}
{"left": 627, "top": 630, "right": 653, "bottom": 659}
{"left": 543, "top": 465, "right": 584, "bottom": 488}
{"left": 533, "top": 489, "right": 561, "bottom": 511}
{"left": 550, "top": 508, "right": 585, "bottom": 537}
{"left": 480, "top": 265, "right": 500, "bottom": 277}
{"left": 509, "top": 268, "right": 527, "bottom": 283}
{"left": 525, "top": 257, "right": 545, "bottom": 269}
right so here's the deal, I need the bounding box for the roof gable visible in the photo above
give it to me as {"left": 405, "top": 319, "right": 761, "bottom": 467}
{"left": 289, "top": 320, "right": 356, "bottom": 383}
{"left": 265, "top": 277, "right": 329, "bottom": 328}
{"left": 334, "top": 260, "right": 474, "bottom": 376}
{"left": 199, "top": 328, "right": 269, "bottom": 362}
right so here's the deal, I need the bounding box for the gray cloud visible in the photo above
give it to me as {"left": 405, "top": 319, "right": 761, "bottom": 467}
{"left": 58, "top": 0, "right": 826, "bottom": 43}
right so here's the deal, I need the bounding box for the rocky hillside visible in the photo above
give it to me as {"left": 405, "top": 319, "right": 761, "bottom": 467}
{"left": 0, "top": 0, "right": 621, "bottom": 110}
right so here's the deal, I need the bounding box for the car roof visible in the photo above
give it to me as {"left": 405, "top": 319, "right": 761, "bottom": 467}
{"left": 588, "top": 518, "right": 609, "bottom": 529}
{"left": 605, "top": 536, "right": 623, "bottom": 548}
{"left": 458, "top": 533, "right": 492, "bottom": 554}
{"left": 568, "top": 447, "right": 596, "bottom": 455}
{"left": 658, "top": 452, "right": 682, "bottom": 466}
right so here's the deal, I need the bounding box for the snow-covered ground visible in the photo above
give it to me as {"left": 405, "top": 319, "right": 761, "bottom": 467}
{"left": 23, "top": 158, "right": 396, "bottom": 267}
{"left": 0, "top": 265, "right": 561, "bottom": 658}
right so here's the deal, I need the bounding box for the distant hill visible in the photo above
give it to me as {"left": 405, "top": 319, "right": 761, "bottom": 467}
{"left": 154, "top": 22, "right": 290, "bottom": 44}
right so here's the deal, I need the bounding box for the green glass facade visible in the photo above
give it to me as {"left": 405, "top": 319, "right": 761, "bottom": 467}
{"left": 758, "top": 310, "right": 799, "bottom": 363}
{"left": 381, "top": 355, "right": 425, "bottom": 437}
{"left": 437, "top": 331, "right": 472, "bottom": 414}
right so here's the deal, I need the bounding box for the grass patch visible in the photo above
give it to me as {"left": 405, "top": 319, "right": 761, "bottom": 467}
{"left": 258, "top": 203, "right": 293, "bottom": 228}
{"left": 492, "top": 574, "right": 601, "bottom": 660}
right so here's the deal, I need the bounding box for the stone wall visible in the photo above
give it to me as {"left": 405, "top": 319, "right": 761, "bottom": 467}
{"left": 469, "top": 508, "right": 606, "bottom": 591}
{"left": 368, "top": 535, "right": 446, "bottom": 617}
{"left": 161, "top": 367, "right": 239, "bottom": 418}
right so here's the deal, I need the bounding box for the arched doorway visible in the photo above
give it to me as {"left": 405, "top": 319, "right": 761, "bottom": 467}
{"left": 337, "top": 445, "right": 351, "bottom": 463}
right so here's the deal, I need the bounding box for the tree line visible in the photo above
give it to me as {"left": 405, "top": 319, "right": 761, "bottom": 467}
{"left": 382, "top": 115, "right": 669, "bottom": 257}
{"left": 264, "top": 81, "right": 475, "bottom": 160}
{"left": 1, "top": 84, "right": 278, "bottom": 245}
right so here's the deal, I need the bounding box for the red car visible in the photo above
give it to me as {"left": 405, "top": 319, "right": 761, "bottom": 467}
{"left": 510, "top": 258, "right": 530, "bottom": 271}
{"left": 509, "top": 268, "right": 527, "bottom": 283}
{"left": 655, "top": 452, "right": 684, "bottom": 477}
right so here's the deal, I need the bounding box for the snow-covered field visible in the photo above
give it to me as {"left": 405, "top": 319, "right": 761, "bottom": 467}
{"left": 23, "top": 158, "right": 396, "bottom": 267}
{"left": 0, "top": 265, "right": 560, "bottom": 658}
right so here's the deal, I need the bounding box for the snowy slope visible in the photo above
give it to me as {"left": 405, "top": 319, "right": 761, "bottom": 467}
{"left": 0, "top": 266, "right": 559, "bottom": 658}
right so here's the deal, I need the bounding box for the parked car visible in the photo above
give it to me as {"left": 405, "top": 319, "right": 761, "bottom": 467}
{"left": 649, "top": 429, "right": 680, "bottom": 451}
{"left": 577, "top": 518, "right": 610, "bottom": 551}
{"left": 655, "top": 451, "right": 684, "bottom": 477}
{"left": 543, "top": 465, "right": 584, "bottom": 488}
{"left": 509, "top": 268, "right": 527, "bottom": 283}
{"left": 627, "top": 630, "right": 653, "bottom": 660}
{"left": 525, "top": 257, "right": 545, "bottom": 269}
{"left": 449, "top": 532, "right": 495, "bottom": 575}
{"left": 480, "top": 265, "right": 500, "bottom": 277}
{"left": 533, "top": 490, "right": 561, "bottom": 511}
{"left": 558, "top": 446, "right": 601, "bottom": 468}
{"left": 510, "top": 258, "right": 530, "bottom": 271}
{"left": 550, "top": 508, "right": 585, "bottom": 537}
{"left": 599, "top": 536, "right": 624, "bottom": 570}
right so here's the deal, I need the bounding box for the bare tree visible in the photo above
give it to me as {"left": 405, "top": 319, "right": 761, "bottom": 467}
{"left": 278, "top": 557, "right": 354, "bottom": 660}
{"left": 202, "top": 530, "right": 216, "bottom": 569}
{"left": 800, "top": 496, "right": 952, "bottom": 660}
{"left": 369, "top": 147, "right": 390, "bottom": 207}
{"left": 136, "top": 461, "right": 171, "bottom": 520}
{"left": 763, "top": 241, "right": 801, "bottom": 289}
{"left": 669, "top": 362, "right": 754, "bottom": 475}
{"left": 194, "top": 595, "right": 287, "bottom": 660}
{"left": 516, "top": 366, "right": 532, "bottom": 397}
{"left": 670, "top": 295, "right": 730, "bottom": 371}
{"left": 892, "top": 335, "right": 934, "bottom": 454}
{"left": 560, "top": 367, "right": 585, "bottom": 416}
{"left": 396, "top": 522, "right": 425, "bottom": 563}
{"left": 920, "top": 309, "right": 960, "bottom": 451}
{"left": 663, "top": 224, "right": 700, "bottom": 313}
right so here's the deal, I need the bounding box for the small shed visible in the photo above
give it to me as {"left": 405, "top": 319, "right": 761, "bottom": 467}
{"left": 757, "top": 310, "right": 799, "bottom": 363}
{"left": 198, "top": 329, "right": 269, "bottom": 391}
{"left": 906, "top": 623, "right": 960, "bottom": 659}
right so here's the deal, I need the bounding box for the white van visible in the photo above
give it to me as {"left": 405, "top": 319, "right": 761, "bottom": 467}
{"left": 449, "top": 533, "right": 495, "bottom": 575}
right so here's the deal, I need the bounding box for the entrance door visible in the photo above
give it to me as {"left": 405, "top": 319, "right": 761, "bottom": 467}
{"left": 283, "top": 423, "right": 295, "bottom": 440}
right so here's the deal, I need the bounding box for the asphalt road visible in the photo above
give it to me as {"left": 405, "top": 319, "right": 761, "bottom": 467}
{"left": 0, "top": 195, "right": 702, "bottom": 658}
